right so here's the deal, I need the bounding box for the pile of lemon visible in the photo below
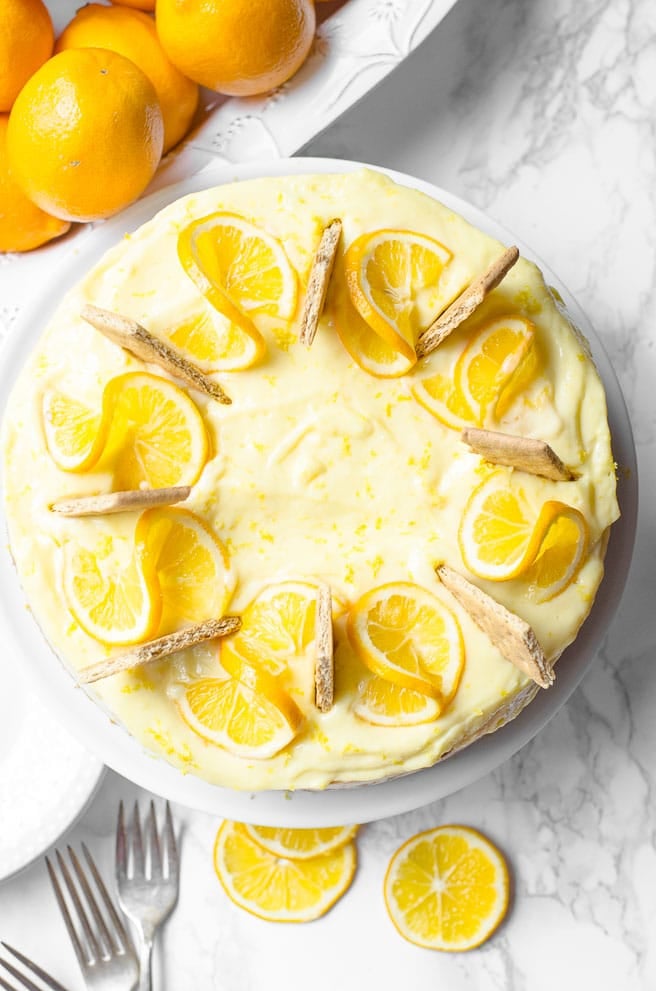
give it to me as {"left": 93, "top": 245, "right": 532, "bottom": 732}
{"left": 0, "top": 0, "right": 322, "bottom": 252}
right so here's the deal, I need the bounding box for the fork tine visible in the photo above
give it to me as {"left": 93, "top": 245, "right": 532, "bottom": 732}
{"left": 67, "top": 846, "right": 114, "bottom": 958}
{"left": 45, "top": 856, "right": 89, "bottom": 969}
{"left": 81, "top": 843, "right": 132, "bottom": 954}
{"left": 130, "top": 801, "right": 145, "bottom": 879}
{"left": 116, "top": 801, "right": 128, "bottom": 888}
{"left": 146, "top": 801, "right": 163, "bottom": 880}
{"left": 56, "top": 849, "right": 102, "bottom": 964}
{"left": 0, "top": 945, "right": 69, "bottom": 991}
{"left": 163, "top": 801, "right": 179, "bottom": 881}
{"left": 0, "top": 957, "right": 41, "bottom": 991}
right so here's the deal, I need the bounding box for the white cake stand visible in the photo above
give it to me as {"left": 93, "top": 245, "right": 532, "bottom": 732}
{"left": 0, "top": 159, "right": 638, "bottom": 826}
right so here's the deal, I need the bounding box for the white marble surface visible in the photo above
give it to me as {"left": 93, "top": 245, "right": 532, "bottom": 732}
{"left": 1, "top": 0, "right": 655, "bottom": 987}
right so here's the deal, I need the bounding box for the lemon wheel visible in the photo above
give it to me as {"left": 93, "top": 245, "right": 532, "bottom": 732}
{"left": 384, "top": 825, "right": 509, "bottom": 951}
{"left": 214, "top": 821, "right": 356, "bottom": 922}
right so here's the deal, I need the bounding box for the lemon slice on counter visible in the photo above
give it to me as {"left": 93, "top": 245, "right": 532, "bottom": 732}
{"left": 243, "top": 824, "right": 358, "bottom": 860}
{"left": 214, "top": 820, "right": 356, "bottom": 922}
{"left": 177, "top": 212, "right": 298, "bottom": 369}
{"left": 347, "top": 582, "right": 464, "bottom": 701}
{"left": 344, "top": 229, "right": 454, "bottom": 364}
{"left": 384, "top": 825, "right": 509, "bottom": 951}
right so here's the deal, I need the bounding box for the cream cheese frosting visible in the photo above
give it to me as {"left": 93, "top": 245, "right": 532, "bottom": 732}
{"left": 1, "top": 169, "right": 619, "bottom": 790}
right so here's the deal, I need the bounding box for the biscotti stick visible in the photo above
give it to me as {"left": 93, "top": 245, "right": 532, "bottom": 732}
{"left": 299, "top": 220, "right": 342, "bottom": 347}
{"left": 416, "top": 246, "right": 519, "bottom": 358}
{"left": 461, "top": 428, "right": 575, "bottom": 481}
{"left": 51, "top": 485, "right": 191, "bottom": 517}
{"left": 436, "top": 563, "right": 553, "bottom": 688}
{"left": 79, "top": 616, "right": 242, "bottom": 685}
{"left": 81, "top": 304, "right": 231, "bottom": 404}
{"left": 314, "top": 583, "right": 335, "bottom": 712}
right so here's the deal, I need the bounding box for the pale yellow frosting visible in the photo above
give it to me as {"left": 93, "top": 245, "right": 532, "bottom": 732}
{"left": 1, "top": 170, "right": 619, "bottom": 790}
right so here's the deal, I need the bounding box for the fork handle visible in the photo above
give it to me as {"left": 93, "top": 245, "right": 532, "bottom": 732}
{"left": 137, "top": 933, "right": 154, "bottom": 991}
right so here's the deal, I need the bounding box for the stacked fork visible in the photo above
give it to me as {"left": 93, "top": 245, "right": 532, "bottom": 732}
{"left": 41, "top": 801, "right": 179, "bottom": 991}
{"left": 0, "top": 941, "right": 70, "bottom": 991}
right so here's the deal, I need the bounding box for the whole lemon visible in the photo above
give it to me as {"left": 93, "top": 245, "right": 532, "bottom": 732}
{"left": 7, "top": 49, "right": 164, "bottom": 222}
{"left": 56, "top": 4, "right": 198, "bottom": 153}
{"left": 0, "top": 0, "right": 54, "bottom": 111}
{"left": 0, "top": 114, "right": 70, "bottom": 252}
{"left": 111, "top": 0, "right": 155, "bottom": 9}
{"left": 155, "top": 0, "right": 316, "bottom": 97}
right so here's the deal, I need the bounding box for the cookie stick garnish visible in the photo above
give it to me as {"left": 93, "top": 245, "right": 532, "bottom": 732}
{"left": 299, "top": 219, "right": 342, "bottom": 347}
{"left": 79, "top": 616, "right": 242, "bottom": 685}
{"left": 461, "top": 428, "right": 576, "bottom": 481}
{"left": 435, "top": 563, "right": 553, "bottom": 689}
{"left": 416, "top": 246, "right": 520, "bottom": 359}
{"left": 51, "top": 485, "right": 191, "bottom": 517}
{"left": 314, "top": 583, "right": 334, "bottom": 712}
{"left": 80, "top": 304, "right": 231, "bottom": 405}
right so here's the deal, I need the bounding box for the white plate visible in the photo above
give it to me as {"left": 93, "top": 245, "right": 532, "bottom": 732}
{"left": 0, "top": 158, "right": 637, "bottom": 827}
{"left": 0, "top": 647, "right": 104, "bottom": 882}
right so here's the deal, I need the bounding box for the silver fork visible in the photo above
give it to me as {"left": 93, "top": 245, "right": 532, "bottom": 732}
{"left": 115, "top": 801, "right": 179, "bottom": 991}
{"left": 46, "top": 844, "right": 139, "bottom": 991}
{"left": 0, "top": 943, "right": 70, "bottom": 991}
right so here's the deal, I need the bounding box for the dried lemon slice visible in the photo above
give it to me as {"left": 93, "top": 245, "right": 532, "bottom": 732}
{"left": 214, "top": 821, "right": 356, "bottom": 922}
{"left": 178, "top": 212, "right": 298, "bottom": 369}
{"left": 347, "top": 583, "right": 464, "bottom": 701}
{"left": 243, "top": 824, "right": 358, "bottom": 860}
{"left": 344, "top": 229, "right": 454, "bottom": 363}
{"left": 384, "top": 825, "right": 509, "bottom": 951}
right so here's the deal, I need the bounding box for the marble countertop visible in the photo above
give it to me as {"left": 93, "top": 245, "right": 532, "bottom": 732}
{"left": 1, "top": 0, "right": 655, "bottom": 987}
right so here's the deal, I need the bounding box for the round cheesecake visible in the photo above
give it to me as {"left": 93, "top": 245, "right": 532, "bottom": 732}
{"left": 1, "top": 169, "right": 619, "bottom": 791}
